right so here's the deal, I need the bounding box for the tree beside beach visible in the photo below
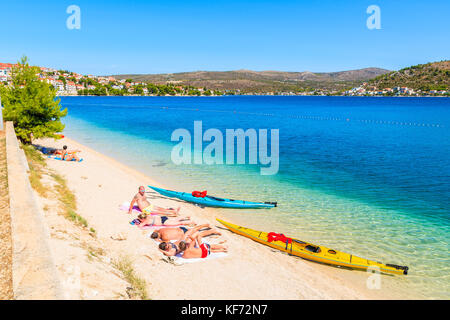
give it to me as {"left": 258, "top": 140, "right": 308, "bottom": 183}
{"left": 0, "top": 56, "right": 67, "bottom": 144}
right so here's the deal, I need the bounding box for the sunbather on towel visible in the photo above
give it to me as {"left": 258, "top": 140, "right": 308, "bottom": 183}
{"left": 158, "top": 241, "right": 182, "bottom": 257}
{"left": 159, "top": 232, "right": 227, "bottom": 258}
{"left": 40, "top": 146, "right": 74, "bottom": 156}
{"left": 151, "top": 223, "right": 221, "bottom": 242}
{"left": 128, "top": 186, "right": 180, "bottom": 216}
{"left": 178, "top": 233, "right": 228, "bottom": 259}
{"left": 40, "top": 146, "right": 59, "bottom": 155}
{"left": 136, "top": 213, "right": 194, "bottom": 229}
{"left": 61, "top": 145, "right": 82, "bottom": 161}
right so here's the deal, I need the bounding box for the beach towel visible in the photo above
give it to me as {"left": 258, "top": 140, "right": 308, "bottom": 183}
{"left": 163, "top": 252, "right": 228, "bottom": 265}
{"left": 47, "top": 155, "right": 83, "bottom": 162}
{"left": 129, "top": 218, "right": 182, "bottom": 230}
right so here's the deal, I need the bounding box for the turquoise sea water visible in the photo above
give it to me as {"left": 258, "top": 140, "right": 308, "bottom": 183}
{"left": 60, "top": 96, "right": 449, "bottom": 299}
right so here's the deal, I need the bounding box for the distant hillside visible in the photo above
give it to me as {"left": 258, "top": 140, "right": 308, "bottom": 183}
{"left": 112, "top": 68, "right": 390, "bottom": 93}
{"left": 368, "top": 60, "right": 449, "bottom": 91}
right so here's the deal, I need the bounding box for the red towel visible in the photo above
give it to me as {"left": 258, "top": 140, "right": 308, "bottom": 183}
{"left": 267, "top": 232, "right": 292, "bottom": 244}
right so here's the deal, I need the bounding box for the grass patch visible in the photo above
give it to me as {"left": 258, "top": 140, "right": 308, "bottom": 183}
{"left": 112, "top": 256, "right": 148, "bottom": 300}
{"left": 21, "top": 144, "right": 47, "bottom": 167}
{"left": 88, "top": 245, "right": 105, "bottom": 257}
{"left": 67, "top": 209, "right": 88, "bottom": 228}
{"left": 50, "top": 171, "right": 90, "bottom": 229}
{"left": 21, "top": 144, "right": 50, "bottom": 197}
{"left": 21, "top": 144, "right": 93, "bottom": 231}
{"left": 84, "top": 244, "right": 105, "bottom": 261}
{"left": 0, "top": 137, "right": 8, "bottom": 192}
{"left": 28, "top": 168, "right": 48, "bottom": 197}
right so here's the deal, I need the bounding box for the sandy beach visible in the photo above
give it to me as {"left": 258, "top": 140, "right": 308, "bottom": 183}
{"left": 31, "top": 136, "right": 414, "bottom": 300}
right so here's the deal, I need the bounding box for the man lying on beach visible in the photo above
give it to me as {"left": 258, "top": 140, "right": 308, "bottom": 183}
{"left": 61, "top": 145, "right": 82, "bottom": 161}
{"left": 158, "top": 231, "right": 227, "bottom": 258}
{"left": 129, "top": 186, "right": 180, "bottom": 216}
{"left": 38, "top": 146, "right": 59, "bottom": 155}
{"left": 136, "top": 213, "right": 194, "bottom": 229}
{"left": 39, "top": 145, "right": 80, "bottom": 156}
{"left": 150, "top": 223, "right": 221, "bottom": 242}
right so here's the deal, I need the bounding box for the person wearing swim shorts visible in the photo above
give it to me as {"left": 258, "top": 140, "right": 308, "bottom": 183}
{"left": 136, "top": 213, "right": 194, "bottom": 229}
{"left": 128, "top": 186, "right": 180, "bottom": 216}
{"left": 177, "top": 233, "right": 228, "bottom": 259}
{"left": 150, "top": 223, "right": 221, "bottom": 242}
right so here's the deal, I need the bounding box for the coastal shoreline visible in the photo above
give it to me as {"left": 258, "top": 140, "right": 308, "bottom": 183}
{"left": 32, "top": 135, "right": 421, "bottom": 300}
{"left": 56, "top": 94, "right": 450, "bottom": 98}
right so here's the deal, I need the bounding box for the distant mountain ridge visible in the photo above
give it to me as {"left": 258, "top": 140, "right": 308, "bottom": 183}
{"left": 112, "top": 67, "right": 390, "bottom": 93}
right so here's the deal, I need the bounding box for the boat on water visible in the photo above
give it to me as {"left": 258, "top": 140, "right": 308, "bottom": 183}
{"left": 217, "top": 219, "right": 409, "bottom": 275}
{"left": 148, "top": 185, "right": 277, "bottom": 209}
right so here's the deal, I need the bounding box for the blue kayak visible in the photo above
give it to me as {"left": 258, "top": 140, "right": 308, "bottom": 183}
{"left": 148, "top": 185, "right": 277, "bottom": 209}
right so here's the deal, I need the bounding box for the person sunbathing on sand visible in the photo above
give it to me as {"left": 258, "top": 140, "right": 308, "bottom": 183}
{"left": 151, "top": 223, "right": 221, "bottom": 242}
{"left": 136, "top": 213, "right": 194, "bottom": 229}
{"left": 158, "top": 241, "right": 182, "bottom": 257}
{"left": 158, "top": 231, "right": 227, "bottom": 258}
{"left": 129, "top": 186, "right": 180, "bottom": 216}
{"left": 39, "top": 146, "right": 59, "bottom": 155}
{"left": 178, "top": 233, "right": 227, "bottom": 259}
{"left": 61, "top": 145, "right": 82, "bottom": 161}
{"left": 40, "top": 145, "right": 78, "bottom": 156}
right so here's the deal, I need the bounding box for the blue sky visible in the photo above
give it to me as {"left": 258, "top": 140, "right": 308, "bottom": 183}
{"left": 1, "top": 0, "right": 449, "bottom": 75}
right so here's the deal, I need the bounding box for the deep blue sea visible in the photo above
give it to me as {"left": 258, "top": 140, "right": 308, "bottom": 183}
{"left": 60, "top": 96, "right": 450, "bottom": 298}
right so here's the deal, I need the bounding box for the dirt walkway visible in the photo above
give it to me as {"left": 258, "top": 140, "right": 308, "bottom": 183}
{"left": 0, "top": 130, "right": 13, "bottom": 299}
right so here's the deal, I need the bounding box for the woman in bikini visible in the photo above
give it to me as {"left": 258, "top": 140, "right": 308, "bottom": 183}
{"left": 136, "top": 213, "right": 194, "bottom": 229}
{"left": 61, "top": 145, "right": 81, "bottom": 162}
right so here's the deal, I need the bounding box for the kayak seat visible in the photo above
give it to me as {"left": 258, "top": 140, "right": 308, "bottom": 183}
{"left": 305, "top": 245, "right": 321, "bottom": 253}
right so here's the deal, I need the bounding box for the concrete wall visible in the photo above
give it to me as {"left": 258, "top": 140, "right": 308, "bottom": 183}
{"left": 5, "top": 121, "right": 64, "bottom": 299}
{"left": 0, "top": 95, "right": 3, "bottom": 131}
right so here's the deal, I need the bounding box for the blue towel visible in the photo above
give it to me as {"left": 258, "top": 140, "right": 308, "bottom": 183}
{"left": 48, "top": 156, "right": 83, "bottom": 162}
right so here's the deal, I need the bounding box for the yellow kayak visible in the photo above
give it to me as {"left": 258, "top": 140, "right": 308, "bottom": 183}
{"left": 217, "top": 219, "right": 409, "bottom": 275}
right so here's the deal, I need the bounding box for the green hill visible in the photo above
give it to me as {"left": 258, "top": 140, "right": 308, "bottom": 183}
{"left": 368, "top": 60, "right": 449, "bottom": 91}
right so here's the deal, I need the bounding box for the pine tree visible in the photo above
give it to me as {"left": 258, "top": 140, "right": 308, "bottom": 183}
{"left": 0, "top": 56, "right": 67, "bottom": 143}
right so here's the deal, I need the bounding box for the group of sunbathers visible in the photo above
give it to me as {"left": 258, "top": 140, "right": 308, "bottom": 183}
{"left": 37, "top": 143, "right": 227, "bottom": 259}
{"left": 128, "top": 186, "right": 228, "bottom": 259}
{"left": 154, "top": 223, "right": 228, "bottom": 259}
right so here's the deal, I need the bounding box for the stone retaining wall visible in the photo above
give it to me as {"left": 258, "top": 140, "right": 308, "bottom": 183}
{"left": 5, "top": 121, "right": 64, "bottom": 299}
